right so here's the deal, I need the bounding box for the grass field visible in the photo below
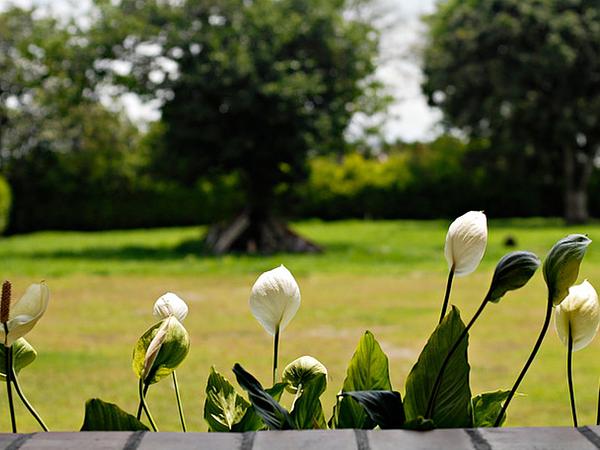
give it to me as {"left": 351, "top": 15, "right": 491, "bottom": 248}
{"left": 1, "top": 218, "right": 600, "bottom": 431}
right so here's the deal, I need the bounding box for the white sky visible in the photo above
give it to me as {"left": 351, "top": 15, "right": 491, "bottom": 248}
{"left": 5, "top": 0, "right": 442, "bottom": 142}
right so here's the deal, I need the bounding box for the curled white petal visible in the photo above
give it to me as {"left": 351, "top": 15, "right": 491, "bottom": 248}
{"left": 555, "top": 280, "right": 600, "bottom": 351}
{"left": 142, "top": 317, "right": 172, "bottom": 380}
{"left": 153, "top": 292, "right": 188, "bottom": 322}
{"left": 444, "top": 211, "right": 488, "bottom": 276}
{"left": 249, "top": 265, "right": 301, "bottom": 335}
{"left": 1, "top": 283, "right": 49, "bottom": 347}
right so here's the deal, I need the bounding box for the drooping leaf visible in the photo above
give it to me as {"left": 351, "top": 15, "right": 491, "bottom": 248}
{"left": 404, "top": 306, "right": 473, "bottom": 428}
{"left": 0, "top": 338, "right": 37, "bottom": 381}
{"left": 232, "top": 363, "right": 292, "bottom": 430}
{"left": 80, "top": 398, "right": 149, "bottom": 431}
{"left": 472, "top": 390, "right": 511, "bottom": 427}
{"left": 342, "top": 391, "right": 405, "bottom": 429}
{"left": 331, "top": 331, "right": 392, "bottom": 429}
{"left": 204, "top": 366, "right": 260, "bottom": 432}
{"left": 290, "top": 373, "right": 327, "bottom": 429}
{"left": 132, "top": 317, "right": 190, "bottom": 385}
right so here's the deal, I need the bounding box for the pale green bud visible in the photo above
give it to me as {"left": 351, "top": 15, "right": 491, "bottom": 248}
{"left": 543, "top": 234, "right": 591, "bottom": 305}
{"left": 282, "top": 355, "right": 327, "bottom": 394}
{"left": 132, "top": 316, "right": 190, "bottom": 384}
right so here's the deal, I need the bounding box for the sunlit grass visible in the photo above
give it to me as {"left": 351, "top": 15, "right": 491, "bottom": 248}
{"left": 0, "top": 218, "right": 599, "bottom": 431}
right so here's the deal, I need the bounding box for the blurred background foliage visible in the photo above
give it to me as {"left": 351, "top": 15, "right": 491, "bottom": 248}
{"left": 1, "top": 0, "right": 600, "bottom": 235}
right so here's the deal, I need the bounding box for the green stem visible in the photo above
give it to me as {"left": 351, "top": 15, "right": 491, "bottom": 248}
{"left": 138, "top": 378, "right": 158, "bottom": 432}
{"left": 4, "top": 326, "right": 16, "bottom": 433}
{"left": 597, "top": 380, "right": 600, "bottom": 426}
{"left": 494, "top": 298, "right": 553, "bottom": 427}
{"left": 426, "top": 296, "right": 488, "bottom": 419}
{"left": 273, "top": 326, "right": 280, "bottom": 385}
{"left": 136, "top": 383, "right": 150, "bottom": 421}
{"left": 172, "top": 371, "right": 187, "bottom": 432}
{"left": 567, "top": 324, "right": 578, "bottom": 427}
{"left": 438, "top": 266, "right": 455, "bottom": 324}
{"left": 11, "top": 367, "right": 48, "bottom": 431}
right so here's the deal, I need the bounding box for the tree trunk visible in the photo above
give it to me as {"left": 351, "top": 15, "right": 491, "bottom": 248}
{"left": 563, "top": 147, "right": 592, "bottom": 224}
{"left": 203, "top": 209, "right": 322, "bottom": 255}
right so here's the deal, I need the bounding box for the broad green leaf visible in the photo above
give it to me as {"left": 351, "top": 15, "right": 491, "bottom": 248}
{"left": 290, "top": 374, "right": 327, "bottom": 429}
{"left": 266, "top": 382, "right": 288, "bottom": 402}
{"left": 204, "top": 366, "right": 259, "bottom": 432}
{"left": 233, "top": 363, "right": 292, "bottom": 430}
{"left": 233, "top": 382, "right": 289, "bottom": 432}
{"left": 403, "top": 416, "right": 435, "bottom": 431}
{"left": 331, "top": 331, "right": 392, "bottom": 429}
{"left": 0, "top": 338, "right": 37, "bottom": 381}
{"left": 132, "top": 317, "right": 190, "bottom": 385}
{"left": 342, "top": 391, "right": 405, "bottom": 429}
{"left": 404, "top": 306, "right": 473, "bottom": 428}
{"left": 80, "top": 398, "right": 149, "bottom": 431}
{"left": 472, "top": 390, "right": 511, "bottom": 427}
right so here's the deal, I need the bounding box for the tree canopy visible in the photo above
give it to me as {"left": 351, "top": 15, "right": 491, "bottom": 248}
{"left": 422, "top": 0, "right": 600, "bottom": 223}
{"left": 91, "top": 0, "right": 385, "bottom": 251}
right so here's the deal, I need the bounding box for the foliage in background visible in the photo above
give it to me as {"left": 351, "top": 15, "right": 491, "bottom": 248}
{"left": 422, "top": 0, "right": 600, "bottom": 224}
{"left": 0, "top": 176, "right": 11, "bottom": 234}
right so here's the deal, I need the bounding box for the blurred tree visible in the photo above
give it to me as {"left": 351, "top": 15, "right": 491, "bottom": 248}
{"left": 422, "top": 0, "right": 600, "bottom": 223}
{"left": 0, "top": 7, "right": 143, "bottom": 232}
{"left": 92, "top": 0, "right": 385, "bottom": 253}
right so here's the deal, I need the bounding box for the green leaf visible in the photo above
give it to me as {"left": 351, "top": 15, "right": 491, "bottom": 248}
{"left": 232, "top": 363, "right": 292, "bottom": 430}
{"left": 204, "top": 366, "right": 260, "bottom": 432}
{"left": 0, "top": 338, "right": 37, "bottom": 381}
{"left": 472, "top": 390, "right": 511, "bottom": 427}
{"left": 132, "top": 317, "right": 190, "bottom": 385}
{"left": 341, "top": 391, "right": 405, "bottom": 429}
{"left": 80, "top": 398, "right": 149, "bottom": 431}
{"left": 403, "top": 416, "right": 435, "bottom": 431}
{"left": 404, "top": 306, "right": 473, "bottom": 428}
{"left": 331, "top": 331, "right": 392, "bottom": 429}
{"left": 267, "top": 382, "right": 288, "bottom": 402}
{"left": 290, "top": 374, "right": 327, "bottom": 429}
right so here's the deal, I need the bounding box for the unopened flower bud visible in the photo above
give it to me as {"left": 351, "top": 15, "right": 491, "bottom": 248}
{"left": 555, "top": 280, "right": 600, "bottom": 351}
{"left": 485, "top": 251, "right": 540, "bottom": 303}
{"left": 444, "top": 211, "right": 487, "bottom": 276}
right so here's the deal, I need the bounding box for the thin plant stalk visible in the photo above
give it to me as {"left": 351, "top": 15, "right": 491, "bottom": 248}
{"left": 438, "top": 266, "right": 455, "bottom": 324}
{"left": 4, "top": 325, "right": 16, "bottom": 433}
{"left": 11, "top": 367, "right": 48, "bottom": 431}
{"left": 172, "top": 371, "right": 187, "bottom": 432}
{"left": 597, "top": 381, "right": 600, "bottom": 426}
{"left": 138, "top": 379, "right": 158, "bottom": 432}
{"left": 136, "top": 383, "right": 150, "bottom": 421}
{"left": 427, "top": 296, "right": 488, "bottom": 418}
{"left": 273, "top": 326, "right": 280, "bottom": 385}
{"left": 567, "top": 324, "right": 578, "bottom": 427}
{"left": 494, "top": 298, "right": 553, "bottom": 427}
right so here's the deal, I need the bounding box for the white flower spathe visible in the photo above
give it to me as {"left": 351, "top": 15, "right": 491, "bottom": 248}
{"left": 444, "top": 211, "right": 488, "bottom": 276}
{"left": 555, "top": 280, "right": 600, "bottom": 351}
{"left": 0, "top": 283, "right": 49, "bottom": 347}
{"left": 249, "top": 265, "right": 301, "bottom": 336}
{"left": 153, "top": 292, "right": 188, "bottom": 322}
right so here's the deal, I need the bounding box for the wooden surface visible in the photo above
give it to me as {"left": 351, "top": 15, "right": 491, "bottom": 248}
{"left": 0, "top": 427, "right": 599, "bottom": 449}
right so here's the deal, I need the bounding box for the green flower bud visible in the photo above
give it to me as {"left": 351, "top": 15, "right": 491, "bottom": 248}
{"left": 485, "top": 251, "right": 541, "bottom": 303}
{"left": 132, "top": 316, "right": 190, "bottom": 385}
{"left": 282, "top": 355, "right": 327, "bottom": 394}
{"left": 543, "top": 234, "right": 592, "bottom": 306}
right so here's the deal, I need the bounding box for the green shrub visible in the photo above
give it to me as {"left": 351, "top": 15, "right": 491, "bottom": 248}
{"left": 0, "top": 176, "right": 11, "bottom": 234}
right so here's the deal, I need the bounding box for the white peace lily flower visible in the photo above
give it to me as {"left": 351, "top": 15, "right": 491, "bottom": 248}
{"left": 555, "top": 280, "right": 600, "bottom": 351}
{"left": 153, "top": 292, "right": 188, "bottom": 322}
{"left": 1, "top": 283, "right": 49, "bottom": 348}
{"left": 249, "top": 265, "right": 301, "bottom": 336}
{"left": 444, "top": 211, "right": 488, "bottom": 276}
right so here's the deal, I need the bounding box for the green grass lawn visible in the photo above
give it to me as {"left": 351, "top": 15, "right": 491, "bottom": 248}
{"left": 1, "top": 218, "right": 600, "bottom": 431}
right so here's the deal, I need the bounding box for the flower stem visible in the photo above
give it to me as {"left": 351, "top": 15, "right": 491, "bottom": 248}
{"left": 136, "top": 383, "right": 150, "bottom": 420}
{"left": 172, "top": 371, "right": 187, "bottom": 432}
{"left": 494, "top": 298, "right": 553, "bottom": 427}
{"left": 11, "top": 367, "right": 48, "bottom": 431}
{"left": 138, "top": 378, "right": 158, "bottom": 432}
{"left": 597, "top": 381, "right": 600, "bottom": 426}
{"left": 5, "top": 343, "right": 16, "bottom": 433}
{"left": 567, "top": 324, "right": 578, "bottom": 427}
{"left": 438, "top": 266, "right": 455, "bottom": 324}
{"left": 273, "top": 326, "right": 280, "bottom": 385}
{"left": 426, "top": 296, "right": 488, "bottom": 419}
